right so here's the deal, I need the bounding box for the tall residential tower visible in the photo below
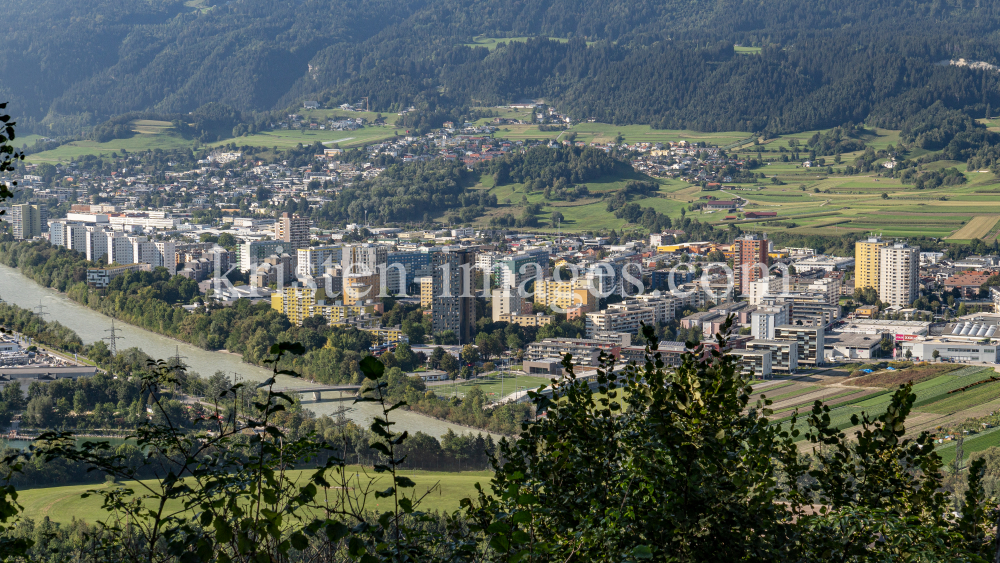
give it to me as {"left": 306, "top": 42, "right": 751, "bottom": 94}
{"left": 854, "top": 236, "right": 889, "bottom": 293}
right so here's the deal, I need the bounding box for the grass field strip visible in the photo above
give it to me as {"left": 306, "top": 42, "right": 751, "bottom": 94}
{"left": 948, "top": 215, "right": 1000, "bottom": 240}
{"left": 937, "top": 426, "right": 1000, "bottom": 465}
{"left": 779, "top": 368, "right": 996, "bottom": 441}
{"left": 765, "top": 385, "right": 821, "bottom": 402}
{"left": 771, "top": 389, "right": 868, "bottom": 415}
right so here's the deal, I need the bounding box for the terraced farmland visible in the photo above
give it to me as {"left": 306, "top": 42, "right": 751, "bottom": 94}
{"left": 760, "top": 365, "right": 1000, "bottom": 463}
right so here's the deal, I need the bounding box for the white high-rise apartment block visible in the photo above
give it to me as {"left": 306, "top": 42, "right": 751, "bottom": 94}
{"left": 106, "top": 232, "right": 134, "bottom": 265}
{"left": 85, "top": 226, "right": 111, "bottom": 262}
{"left": 48, "top": 221, "right": 71, "bottom": 247}
{"left": 101, "top": 234, "right": 175, "bottom": 274}
{"left": 11, "top": 204, "right": 41, "bottom": 240}
{"left": 342, "top": 244, "right": 388, "bottom": 305}
{"left": 751, "top": 304, "right": 789, "bottom": 340}
{"left": 154, "top": 241, "right": 177, "bottom": 275}
{"left": 341, "top": 244, "right": 388, "bottom": 276}
{"left": 747, "top": 276, "right": 783, "bottom": 305}
{"left": 476, "top": 252, "right": 499, "bottom": 276}
{"left": 131, "top": 236, "right": 159, "bottom": 267}
{"left": 65, "top": 223, "right": 88, "bottom": 253}
{"left": 878, "top": 243, "right": 919, "bottom": 307}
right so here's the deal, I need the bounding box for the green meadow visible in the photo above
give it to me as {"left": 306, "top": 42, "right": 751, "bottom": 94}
{"left": 25, "top": 120, "right": 399, "bottom": 163}
{"left": 17, "top": 467, "right": 490, "bottom": 524}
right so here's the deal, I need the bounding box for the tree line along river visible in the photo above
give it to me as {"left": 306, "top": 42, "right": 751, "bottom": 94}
{"left": 0, "top": 263, "right": 488, "bottom": 439}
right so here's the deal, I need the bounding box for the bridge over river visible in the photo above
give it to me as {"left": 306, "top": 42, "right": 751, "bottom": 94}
{"left": 0, "top": 264, "right": 501, "bottom": 439}
{"left": 273, "top": 385, "right": 361, "bottom": 402}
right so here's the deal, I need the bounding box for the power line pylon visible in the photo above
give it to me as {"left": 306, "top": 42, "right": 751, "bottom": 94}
{"left": 170, "top": 345, "right": 188, "bottom": 370}
{"left": 103, "top": 318, "right": 124, "bottom": 356}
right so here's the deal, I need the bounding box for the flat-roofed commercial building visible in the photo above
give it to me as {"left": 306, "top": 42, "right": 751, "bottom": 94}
{"left": 824, "top": 333, "right": 882, "bottom": 361}
{"left": 901, "top": 338, "right": 1000, "bottom": 363}
{"left": 86, "top": 263, "right": 152, "bottom": 288}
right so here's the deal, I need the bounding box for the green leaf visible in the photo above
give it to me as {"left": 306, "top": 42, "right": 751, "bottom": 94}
{"left": 517, "top": 493, "right": 539, "bottom": 505}
{"left": 489, "top": 535, "right": 510, "bottom": 552}
{"left": 325, "top": 521, "right": 349, "bottom": 542}
{"left": 289, "top": 531, "right": 309, "bottom": 551}
{"left": 348, "top": 536, "right": 366, "bottom": 557}
{"left": 394, "top": 476, "right": 416, "bottom": 488}
{"left": 360, "top": 357, "right": 385, "bottom": 379}
{"left": 398, "top": 497, "right": 413, "bottom": 513}
{"left": 214, "top": 519, "right": 233, "bottom": 543}
{"left": 632, "top": 545, "right": 653, "bottom": 559}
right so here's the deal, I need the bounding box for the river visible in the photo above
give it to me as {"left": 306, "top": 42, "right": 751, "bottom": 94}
{"left": 0, "top": 264, "right": 496, "bottom": 439}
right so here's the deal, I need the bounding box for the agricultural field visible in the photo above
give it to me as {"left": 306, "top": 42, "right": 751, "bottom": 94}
{"left": 466, "top": 107, "right": 536, "bottom": 126}
{"left": 479, "top": 122, "right": 1000, "bottom": 240}
{"left": 208, "top": 126, "right": 397, "bottom": 151}
{"left": 948, "top": 215, "right": 1000, "bottom": 240}
{"left": 765, "top": 365, "right": 1000, "bottom": 465}
{"left": 479, "top": 170, "right": 693, "bottom": 232}
{"left": 14, "top": 134, "right": 47, "bottom": 149}
{"left": 27, "top": 121, "right": 193, "bottom": 163}
{"left": 16, "top": 466, "right": 489, "bottom": 524}
{"left": 25, "top": 119, "right": 398, "bottom": 163}
{"left": 707, "top": 169, "right": 1000, "bottom": 240}
{"left": 462, "top": 36, "right": 571, "bottom": 50}
{"left": 493, "top": 123, "right": 751, "bottom": 146}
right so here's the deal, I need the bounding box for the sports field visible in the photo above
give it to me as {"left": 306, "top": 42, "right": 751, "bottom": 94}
{"left": 16, "top": 466, "right": 490, "bottom": 524}
{"left": 441, "top": 374, "right": 551, "bottom": 401}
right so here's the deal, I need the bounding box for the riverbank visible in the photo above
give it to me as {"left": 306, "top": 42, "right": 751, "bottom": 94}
{"left": 0, "top": 264, "right": 502, "bottom": 439}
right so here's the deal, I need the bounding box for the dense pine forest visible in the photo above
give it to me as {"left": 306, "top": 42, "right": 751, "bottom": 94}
{"left": 8, "top": 0, "right": 1000, "bottom": 136}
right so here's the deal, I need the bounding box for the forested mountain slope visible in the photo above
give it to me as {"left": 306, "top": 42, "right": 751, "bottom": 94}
{"left": 7, "top": 0, "right": 1000, "bottom": 135}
